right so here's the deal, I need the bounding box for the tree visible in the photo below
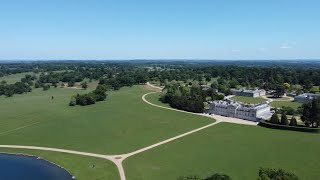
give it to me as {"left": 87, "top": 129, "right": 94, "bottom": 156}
{"left": 257, "top": 167, "right": 299, "bottom": 180}
{"left": 283, "top": 83, "right": 290, "bottom": 90}
{"left": 289, "top": 117, "right": 298, "bottom": 126}
{"left": 281, "top": 106, "right": 297, "bottom": 116}
{"left": 310, "top": 97, "right": 320, "bottom": 127}
{"left": 273, "top": 85, "right": 285, "bottom": 98}
{"left": 52, "top": 82, "right": 57, "bottom": 88}
{"left": 204, "top": 173, "right": 231, "bottom": 180}
{"left": 301, "top": 98, "right": 320, "bottom": 127}
{"left": 1, "top": 80, "right": 7, "bottom": 85}
{"left": 270, "top": 113, "right": 280, "bottom": 124}
{"left": 280, "top": 113, "right": 289, "bottom": 125}
{"left": 177, "top": 175, "right": 201, "bottom": 180}
{"left": 43, "top": 84, "right": 50, "bottom": 91}
{"left": 69, "top": 96, "right": 76, "bottom": 106}
{"left": 68, "top": 81, "right": 75, "bottom": 87}
{"left": 93, "top": 85, "right": 107, "bottom": 101}
{"left": 81, "top": 81, "right": 88, "bottom": 89}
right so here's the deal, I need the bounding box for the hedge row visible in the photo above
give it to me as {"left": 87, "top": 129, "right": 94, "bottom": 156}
{"left": 258, "top": 120, "right": 320, "bottom": 133}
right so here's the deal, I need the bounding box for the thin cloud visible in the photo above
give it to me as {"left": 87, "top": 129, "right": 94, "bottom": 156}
{"left": 258, "top": 48, "right": 268, "bottom": 52}
{"left": 280, "top": 44, "right": 292, "bottom": 49}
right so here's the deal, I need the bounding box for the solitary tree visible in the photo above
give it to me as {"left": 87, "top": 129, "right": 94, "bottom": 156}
{"left": 301, "top": 98, "right": 320, "bottom": 127}
{"left": 81, "top": 81, "right": 88, "bottom": 89}
{"left": 270, "top": 113, "right": 280, "bottom": 124}
{"left": 289, "top": 117, "right": 298, "bottom": 126}
{"left": 273, "top": 85, "right": 285, "bottom": 98}
{"left": 280, "top": 113, "right": 289, "bottom": 125}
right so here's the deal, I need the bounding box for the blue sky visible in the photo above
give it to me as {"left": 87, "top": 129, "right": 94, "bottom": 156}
{"left": 0, "top": 0, "right": 319, "bottom": 60}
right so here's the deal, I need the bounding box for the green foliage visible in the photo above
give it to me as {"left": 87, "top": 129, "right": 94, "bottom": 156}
{"left": 257, "top": 167, "right": 299, "bottom": 180}
{"left": 273, "top": 85, "right": 285, "bottom": 98}
{"left": 270, "top": 113, "right": 280, "bottom": 124}
{"left": 283, "top": 83, "right": 290, "bottom": 90}
{"left": 81, "top": 81, "right": 88, "bottom": 89}
{"left": 301, "top": 98, "right": 320, "bottom": 127}
{"left": 161, "top": 83, "right": 205, "bottom": 113}
{"left": 259, "top": 120, "right": 320, "bottom": 133}
{"left": 289, "top": 117, "right": 298, "bottom": 126}
{"left": 42, "top": 84, "right": 50, "bottom": 91}
{"left": 204, "top": 173, "right": 232, "bottom": 180}
{"left": 0, "top": 77, "right": 32, "bottom": 97}
{"left": 279, "top": 106, "right": 297, "bottom": 116}
{"left": 67, "top": 81, "right": 75, "bottom": 87}
{"left": 69, "top": 96, "right": 76, "bottom": 106}
{"left": 280, "top": 113, "right": 289, "bottom": 125}
{"left": 177, "top": 175, "right": 201, "bottom": 180}
{"left": 70, "top": 84, "right": 107, "bottom": 106}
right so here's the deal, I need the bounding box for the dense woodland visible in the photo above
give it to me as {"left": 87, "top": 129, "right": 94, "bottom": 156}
{"left": 1, "top": 61, "right": 320, "bottom": 93}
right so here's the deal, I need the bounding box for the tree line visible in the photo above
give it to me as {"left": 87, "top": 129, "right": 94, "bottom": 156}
{"left": 269, "top": 97, "right": 320, "bottom": 128}
{"left": 160, "top": 81, "right": 224, "bottom": 113}
{"left": 1, "top": 61, "right": 320, "bottom": 100}
{"left": 178, "top": 167, "right": 299, "bottom": 180}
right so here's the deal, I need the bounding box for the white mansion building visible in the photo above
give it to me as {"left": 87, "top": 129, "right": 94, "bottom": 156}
{"left": 208, "top": 99, "right": 273, "bottom": 121}
{"left": 231, "top": 88, "right": 266, "bottom": 97}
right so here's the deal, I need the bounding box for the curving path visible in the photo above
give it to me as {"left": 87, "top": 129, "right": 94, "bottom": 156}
{"left": 142, "top": 91, "right": 258, "bottom": 126}
{"left": 0, "top": 83, "right": 257, "bottom": 180}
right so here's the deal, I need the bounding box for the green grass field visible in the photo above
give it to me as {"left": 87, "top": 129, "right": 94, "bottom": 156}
{"left": 0, "top": 84, "right": 319, "bottom": 180}
{"left": 270, "top": 101, "right": 303, "bottom": 110}
{"left": 231, "top": 96, "right": 266, "bottom": 104}
{"left": 0, "top": 148, "right": 119, "bottom": 180}
{"left": 0, "top": 86, "right": 213, "bottom": 155}
{"left": 0, "top": 72, "right": 38, "bottom": 84}
{"left": 124, "top": 123, "right": 320, "bottom": 180}
{"left": 146, "top": 92, "right": 172, "bottom": 108}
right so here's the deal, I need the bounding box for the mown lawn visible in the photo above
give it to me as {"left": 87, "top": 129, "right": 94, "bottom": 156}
{"left": 124, "top": 123, "right": 320, "bottom": 180}
{"left": 0, "top": 148, "right": 119, "bottom": 180}
{"left": 0, "top": 85, "right": 213, "bottom": 155}
{"left": 270, "top": 101, "right": 303, "bottom": 110}
{"left": 145, "top": 92, "right": 171, "bottom": 108}
{"left": 231, "top": 96, "right": 266, "bottom": 104}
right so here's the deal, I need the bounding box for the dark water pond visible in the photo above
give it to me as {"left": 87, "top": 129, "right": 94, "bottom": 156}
{"left": 0, "top": 153, "right": 73, "bottom": 180}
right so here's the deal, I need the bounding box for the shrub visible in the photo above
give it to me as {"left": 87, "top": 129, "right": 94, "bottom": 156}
{"left": 280, "top": 113, "right": 289, "bottom": 125}
{"left": 270, "top": 113, "right": 280, "bottom": 124}
{"left": 43, "top": 84, "right": 50, "bottom": 91}
{"left": 257, "top": 167, "right": 299, "bottom": 180}
{"left": 70, "top": 85, "right": 107, "bottom": 106}
{"left": 69, "top": 96, "right": 76, "bottom": 106}
{"left": 177, "top": 175, "right": 201, "bottom": 180}
{"left": 204, "top": 173, "right": 231, "bottom": 180}
{"left": 289, "top": 117, "right": 298, "bottom": 126}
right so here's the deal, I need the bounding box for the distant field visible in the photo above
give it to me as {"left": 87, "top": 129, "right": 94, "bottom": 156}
{"left": 0, "top": 85, "right": 213, "bottom": 155}
{"left": 270, "top": 101, "right": 303, "bottom": 110}
{"left": 0, "top": 72, "right": 38, "bottom": 84}
{"left": 124, "top": 123, "right": 320, "bottom": 180}
{"left": 0, "top": 148, "right": 119, "bottom": 180}
{"left": 231, "top": 96, "right": 266, "bottom": 104}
